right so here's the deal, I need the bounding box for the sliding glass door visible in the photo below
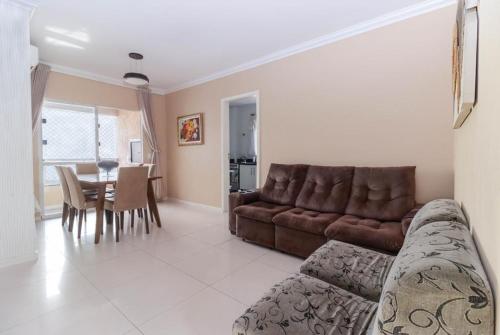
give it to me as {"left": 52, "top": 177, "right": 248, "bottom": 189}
{"left": 40, "top": 101, "right": 123, "bottom": 213}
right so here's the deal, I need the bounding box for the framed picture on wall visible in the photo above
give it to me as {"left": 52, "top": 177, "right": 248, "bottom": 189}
{"left": 177, "top": 113, "right": 204, "bottom": 146}
{"left": 452, "top": 0, "right": 479, "bottom": 129}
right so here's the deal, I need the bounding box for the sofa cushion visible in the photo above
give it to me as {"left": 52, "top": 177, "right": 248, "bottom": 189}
{"left": 273, "top": 208, "right": 341, "bottom": 235}
{"left": 345, "top": 166, "right": 416, "bottom": 221}
{"left": 260, "top": 163, "right": 309, "bottom": 206}
{"left": 324, "top": 215, "right": 404, "bottom": 253}
{"left": 234, "top": 201, "right": 292, "bottom": 223}
{"left": 233, "top": 273, "right": 377, "bottom": 335}
{"left": 374, "top": 221, "right": 494, "bottom": 335}
{"left": 295, "top": 165, "right": 355, "bottom": 212}
{"left": 406, "top": 198, "right": 468, "bottom": 235}
{"left": 300, "top": 240, "right": 395, "bottom": 301}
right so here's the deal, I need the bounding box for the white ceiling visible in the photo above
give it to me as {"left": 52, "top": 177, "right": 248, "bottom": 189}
{"left": 31, "top": 0, "right": 450, "bottom": 93}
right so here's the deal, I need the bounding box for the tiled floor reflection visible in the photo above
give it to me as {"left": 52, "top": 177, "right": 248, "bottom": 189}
{"left": 0, "top": 201, "right": 303, "bottom": 334}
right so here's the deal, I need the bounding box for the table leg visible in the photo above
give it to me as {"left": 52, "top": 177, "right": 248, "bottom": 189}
{"left": 94, "top": 184, "right": 105, "bottom": 244}
{"left": 147, "top": 179, "right": 162, "bottom": 227}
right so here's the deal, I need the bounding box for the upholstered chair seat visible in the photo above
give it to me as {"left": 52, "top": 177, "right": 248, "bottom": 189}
{"left": 234, "top": 201, "right": 292, "bottom": 224}
{"left": 273, "top": 208, "right": 341, "bottom": 235}
{"left": 325, "top": 214, "right": 404, "bottom": 253}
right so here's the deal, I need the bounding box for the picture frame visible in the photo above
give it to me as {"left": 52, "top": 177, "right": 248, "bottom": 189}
{"left": 177, "top": 113, "right": 204, "bottom": 146}
{"left": 452, "top": 0, "right": 479, "bottom": 129}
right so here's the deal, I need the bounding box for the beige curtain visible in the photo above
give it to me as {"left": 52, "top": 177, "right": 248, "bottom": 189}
{"left": 137, "top": 87, "right": 162, "bottom": 199}
{"left": 31, "top": 63, "right": 50, "bottom": 130}
{"left": 31, "top": 63, "right": 50, "bottom": 220}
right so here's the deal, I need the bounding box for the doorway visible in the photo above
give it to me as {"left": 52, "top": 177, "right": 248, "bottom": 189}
{"left": 221, "top": 91, "right": 260, "bottom": 212}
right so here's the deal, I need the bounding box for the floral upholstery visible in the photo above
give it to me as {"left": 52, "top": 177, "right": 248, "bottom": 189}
{"left": 407, "top": 198, "right": 468, "bottom": 235}
{"left": 374, "top": 221, "right": 494, "bottom": 335}
{"left": 232, "top": 273, "right": 377, "bottom": 335}
{"left": 300, "top": 240, "right": 395, "bottom": 302}
{"left": 233, "top": 199, "right": 494, "bottom": 335}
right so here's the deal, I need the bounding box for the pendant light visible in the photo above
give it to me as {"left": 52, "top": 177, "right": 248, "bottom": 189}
{"left": 123, "top": 52, "right": 149, "bottom": 86}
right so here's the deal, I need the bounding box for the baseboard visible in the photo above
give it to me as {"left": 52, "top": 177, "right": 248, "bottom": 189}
{"left": 0, "top": 252, "right": 38, "bottom": 269}
{"left": 164, "top": 197, "right": 223, "bottom": 212}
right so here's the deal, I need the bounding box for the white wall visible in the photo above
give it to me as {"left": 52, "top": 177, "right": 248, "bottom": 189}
{"left": 0, "top": 0, "right": 38, "bottom": 267}
{"left": 229, "top": 104, "right": 257, "bottom": 159}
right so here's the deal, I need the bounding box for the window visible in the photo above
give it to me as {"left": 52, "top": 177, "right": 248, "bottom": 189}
{"left": 40, "top": 101, "right": 141, "bottom": 212}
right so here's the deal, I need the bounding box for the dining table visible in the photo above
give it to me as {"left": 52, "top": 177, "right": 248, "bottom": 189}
{"left": 78, "top": 173, "right": 163, "bottom": 244}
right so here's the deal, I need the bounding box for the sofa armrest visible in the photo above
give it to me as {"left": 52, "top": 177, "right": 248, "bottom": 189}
{"left": 228, "top": 190, "right": 260, "bottom": 234}
{"left": 300, "top": 240, "right": 395, "bottom": 301}
{"left": 401, "top": 204, "right": 424, "bottom": 235}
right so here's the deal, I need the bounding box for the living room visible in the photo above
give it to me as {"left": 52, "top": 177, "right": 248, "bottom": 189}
{"left": 1, "top": 0, "right": 499, "bottom": 334}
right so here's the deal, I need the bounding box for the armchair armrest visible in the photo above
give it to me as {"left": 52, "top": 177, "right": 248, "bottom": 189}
{"left": 401, "top": 204, "right": 424, "bottom": 235}
{"left": 300, "top": 240, "right": 395, "bottom": 301}
{"left": 228, "top": 190, "right": 260, "bottom": 234}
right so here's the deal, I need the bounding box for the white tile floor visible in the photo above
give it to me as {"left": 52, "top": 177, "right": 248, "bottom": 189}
{"left": 0, "top": 201, "right": 303, "bottom": 335}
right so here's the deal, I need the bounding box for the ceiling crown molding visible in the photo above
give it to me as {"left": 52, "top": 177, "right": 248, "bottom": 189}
{"left": 163, "top": 0, "right": 456, "bottom": 94}
{"left": 43, "top": 62, "right": 165, "bottom": 95}
{"left": 39, "top": 0, "right": 455, "bottom": 96}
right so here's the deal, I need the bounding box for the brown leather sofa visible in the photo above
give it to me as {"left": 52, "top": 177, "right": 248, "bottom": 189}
{"left": 229, "top": 164, "right": 421, "bottom": 258}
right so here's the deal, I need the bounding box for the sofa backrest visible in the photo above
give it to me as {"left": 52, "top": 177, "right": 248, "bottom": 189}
{"left": 404, "top": 198, "right": 468, "bottom": 235}
{"left": 260, "top": 164, "right": 309, "bottom": 206}
{"left": 345, "top": 166, "right": 416, "bottom": 221}
{"left": 295, "top": 165, "right": 354, "bottom": 213}
{"left": 373, "top": 201, "right": 494, "bottom": 335}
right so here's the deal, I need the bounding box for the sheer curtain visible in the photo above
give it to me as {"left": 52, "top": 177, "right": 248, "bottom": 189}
{"left": 137, "top": 87, "right": 162, "bottom": 199}
{"left": 31, "top": 63, "right": 50, "bottom": 220}
{"left": 31, "top": 63, "right": 50, "bottom": 130}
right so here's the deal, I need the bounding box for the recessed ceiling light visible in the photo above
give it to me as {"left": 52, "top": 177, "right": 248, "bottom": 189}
{"left": 45, "top": 36, "right": 84, "bottom": 50}
{"left": 45, "top": 26, "right": 90, "bottom": 43}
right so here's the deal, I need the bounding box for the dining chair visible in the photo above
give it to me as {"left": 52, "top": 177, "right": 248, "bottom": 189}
{"left": 55, "top": 165, "right": 72, "bottom": 226}
{"left": 104, "top": 166, "right": 149, "bottom": 242}
{"left": 140, "top": 163, "right": 155, "bottom": 177}
{"left": 137, "top": 163, "right": 155, "bottom": 219}
{"left": 75, "top": 162, "right": 98, "bottom": 174}
{"left": 62, "top": 166, "right": 98, "bottom": 238}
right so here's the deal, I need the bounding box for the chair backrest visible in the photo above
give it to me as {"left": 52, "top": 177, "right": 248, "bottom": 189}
{"left": 113, "top": 166, "right": 149, "bottom": 211}
{"left": 141, "top": 163, "right": 155, "bottom": 177}
{"left": 295, "top": 165, "right": 355, "bottom": 213}
{"left": 55, "top": 165, "right": 71, "bottom": 204}
{"left": 260, "top": 164, "right": 309, "bottom": 206}
{"left": 76, "top": 162, "right": 98, "bottom": 174}
{"left": 345, "top": 166, "right": 416, "bottom": 221}
{"left": 62, "top": 166, "right": 86, "bottom": 209}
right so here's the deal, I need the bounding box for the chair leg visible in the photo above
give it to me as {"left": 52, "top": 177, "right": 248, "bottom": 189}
{"left": 114, "top": 212, "right": 120, "bottom": 242}
{"left": 144, "top": 208, "right": 150, "bottom": 234}
{"left": 78, "top": 209, "right": 84, "bottom": 239}
{"left": 62, "top": 203, "right": 69, "bottom": 226}
{"left": 105, "top": 210, "right": 113, "bottom": 225}
{"left": 68, "top": 208, "right": 76, "bottom": 232}
{"left": 84, "top": 210, "right": 87, "bottom": 222}
{"left": 130, "top": 210, "right": 135, "bottom": 228}
{"left": 149, "top": 205, "right": 154, "bottom": 223}
{"left": 120, "top": 212, "right": 124, "bottom": 230}
{"left": 138, "top": 208, "right": 143, "bottom": 218}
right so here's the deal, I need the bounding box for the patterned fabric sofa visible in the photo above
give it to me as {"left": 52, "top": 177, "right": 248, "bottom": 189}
{"left": 232, "top": 199, "right": 494, "bottom": 335}
{"left": 229, "top": 163, "right": 421, "bottom": 258}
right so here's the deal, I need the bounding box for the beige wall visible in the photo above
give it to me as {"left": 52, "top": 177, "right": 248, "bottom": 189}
{"left": 164, "top": 7, "right": 456, "bottom": 208}
{"left": 454, "top": 0, "right": 500, "bottom": 330}
{"left": 117, "top": 109, "right": 142, "bottom": 165}
{"left": 43, "top": 72, "right": 168, "bottom": 197}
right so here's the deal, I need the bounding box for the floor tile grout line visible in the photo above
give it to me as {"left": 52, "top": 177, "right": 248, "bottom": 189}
{"left": 69, "top": 254, "right": 148, "bottom": 335}
{"left": 22, "top": 206, "right": 258, "bottom": 334}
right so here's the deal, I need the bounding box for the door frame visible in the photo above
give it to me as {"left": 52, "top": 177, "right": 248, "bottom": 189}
{"left": 220, "top": 91, "right": 260, "bottom": 212}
